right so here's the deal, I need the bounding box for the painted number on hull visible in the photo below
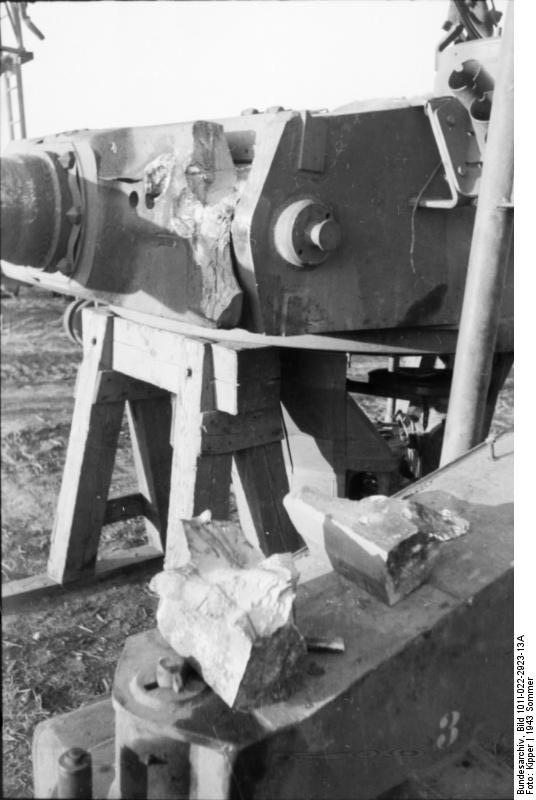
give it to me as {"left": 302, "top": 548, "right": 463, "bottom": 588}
{"left": 436, "top": 711, "right": 461, "bottom": 749}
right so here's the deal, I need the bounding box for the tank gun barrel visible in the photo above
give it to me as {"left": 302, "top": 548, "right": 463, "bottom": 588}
{"left": 1, "top": 151, "right": 74, "bottom": 270}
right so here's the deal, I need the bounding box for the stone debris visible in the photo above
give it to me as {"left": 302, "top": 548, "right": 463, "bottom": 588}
{"left": 150, "top": 516, "right": 306, "bottom": 709}
{"left": 284, "top": 489, "right": 469, "bottom": 605}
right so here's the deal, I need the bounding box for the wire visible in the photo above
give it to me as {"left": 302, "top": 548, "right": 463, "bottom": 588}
{"left": 409, "top": 161, "right": 443, "bottom": 274}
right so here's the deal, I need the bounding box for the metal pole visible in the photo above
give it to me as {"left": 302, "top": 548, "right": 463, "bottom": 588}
{"left": 440, "top": 4, "right": 514, "bottom": 467}
{"left": 12, "top": 4, "right": 27, "bottom": 138}
{"left": 14, "top": 57, "right": 27, "bottom": 138}
{"left": 4, "top": 70, "right": 17, "bottom": 140}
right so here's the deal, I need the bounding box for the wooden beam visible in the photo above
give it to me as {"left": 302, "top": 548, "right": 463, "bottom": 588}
{"left": 92, "top": 371, "right": 167, "bottom": 404}
{"left": 165, "top": 339, "right": 232, "bottom": 564}
{"left": 200, "top": 407, "right": 283, "bottom": 454}
{"left": 2, "top": 545, "right": 163, "bottom": 611}
{"left": 47, "top": 311, "right": 125, "bottom": 584}
{"left": 127, "top": 395, "right": 173, "bottom": 551}
{"left": 233, "top": 443, "right": 304, "bottom": 555}
{"left": 103, "top": 493, "right": 147, "bottom": 525}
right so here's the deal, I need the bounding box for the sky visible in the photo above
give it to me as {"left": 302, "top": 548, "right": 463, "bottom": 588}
{"left": 1, "top": 0, "right": 453, "bottom": 141}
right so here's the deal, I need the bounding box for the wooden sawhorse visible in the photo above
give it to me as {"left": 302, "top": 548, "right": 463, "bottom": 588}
{"left": 47, "top": 307, "right": 304, "bottom": 583}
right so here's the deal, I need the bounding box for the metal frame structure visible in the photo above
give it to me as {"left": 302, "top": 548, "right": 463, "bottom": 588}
{"left": 0, "top": 2, "right": 43, "bottom": 141}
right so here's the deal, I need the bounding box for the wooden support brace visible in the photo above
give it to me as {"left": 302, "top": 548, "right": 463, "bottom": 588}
{"left": 126, "top": 395, "right": 173, "bottom": 551}
{"left": 164, "top": 339, "right": 233, "bottom": 566}
{"left": 47, "top": 310, "right": 125, "bottom": 583}
{"left": 45, "top": 309, "right": 308, "bottom": 587}
{"left": 232, "top": 442, "right": 304, "bottom": 555}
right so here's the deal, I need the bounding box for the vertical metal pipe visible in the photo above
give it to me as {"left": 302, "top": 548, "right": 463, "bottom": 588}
{"left": 440, "top": 5, "right": 514, "bottom": 466}
{"left": 384, "top": 356, "right": 399, "bottom": 423}
{"left": 4, "top": 70, "right": 17, "bottom": 140}
{"left": 15, "top": 58, "right": 27, "bottom": 138}
{"left": 14, "top": 4, "right": 27, "bottom": 138}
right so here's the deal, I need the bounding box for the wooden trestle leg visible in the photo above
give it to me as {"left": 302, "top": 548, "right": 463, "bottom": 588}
{"left": 47, "top": 309, "right": 304, "bottom": 586}
{"left": 47, "top": 310, "right": 125, "bottom": 583}
{"left": 47, "top": 310, "right": 173, "bottom": 583}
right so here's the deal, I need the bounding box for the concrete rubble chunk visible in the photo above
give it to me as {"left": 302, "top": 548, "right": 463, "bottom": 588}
{"left": 284, "top": 489, "right": 469, "bottom": 606}
{"left": 150, "top": 516, "right": 306, "bottom": 709}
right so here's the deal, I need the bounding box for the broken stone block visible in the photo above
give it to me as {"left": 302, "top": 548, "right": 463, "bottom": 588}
{"left": 283, "top": 489, "right": 469, "bottom": 605}
{"left": 150, "top": 517, "right": 306, "bottom": 709}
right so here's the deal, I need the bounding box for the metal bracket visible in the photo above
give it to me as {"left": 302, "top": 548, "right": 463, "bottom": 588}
{"left": 420, "top": 97, "right": 483, "bottom": 209}
{"left": 297, "top": 111, "right": 327, "bottom": 173}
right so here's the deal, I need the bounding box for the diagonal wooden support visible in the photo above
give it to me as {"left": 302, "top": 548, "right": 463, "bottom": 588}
{"left": 126, "top": 395, "right": 173, "bottom": 551}
{"left": 233, "top": 442, "right": 302, "bottom": 554}
{"left": 164, "top": 339, "right": 304, "bottom": 565}
{"left": 164, "top": 339, "right": 233, "bottom": 565}
{"left": 210, "top": 341, "right": 304, "bottom": 555}
{"left": 47, "top": 310, "right": 125, "bottom": 583}
{"left": 47, "top": 310, "right": 172, "bottom": 585}
{"left": 42, "top": 310, "right": 306, "bottom": 589}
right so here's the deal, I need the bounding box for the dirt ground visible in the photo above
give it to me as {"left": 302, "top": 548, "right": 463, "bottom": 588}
{"left": 1, "top": 286, "right": 514, "bottom": 798}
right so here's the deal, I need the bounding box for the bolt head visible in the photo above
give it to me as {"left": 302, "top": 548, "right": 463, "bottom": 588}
{"left": 308, "top": 218, "right": 342, "bottom": 252}
{"left": 58, "top": 151, "right": 76, "bottom": 170}
{"left": 156, "top": 655, "right": 187, "bottom": 693}
{"left": 241, "top": 108, "right": 259, "bottom": 116}
{"left": 266, "top": 105, "right": 285, "bottom": 114}
{"left": 59, "top": 747, "right": 90, "bottom": 771}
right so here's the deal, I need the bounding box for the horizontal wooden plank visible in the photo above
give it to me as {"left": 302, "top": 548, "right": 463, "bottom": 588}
{"left": 347, "top": 377, "right": 451, "bottom": 401}
{"left": 103, "top": 493, "right": 148, "bottom": 525}
{"left": 214, "top": 376, "right": 280, "bottom": 416}
{"left": 113, "top": 340, "right": 181, "bottom": 392}
{"left": 94, "top": 371, "right": 168, "bottom": 404}
{"left": 114, "top": 315, "right": 207, "bottom": 362}
{"left": 212, "top": 342, "right": 280, "bottom": 383}
{"left": 200, "top": 407, "right": 283, "bottom": 454}
{"left": 2, "top": 545, "right": 163, "bottom": 611}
